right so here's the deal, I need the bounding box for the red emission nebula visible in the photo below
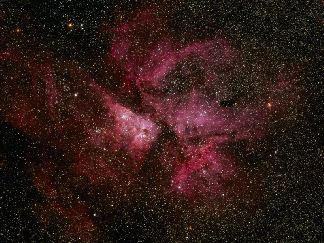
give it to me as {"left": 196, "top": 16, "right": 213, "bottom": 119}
{"left": 0, "top": 6, "right": 304, "bottom": 242}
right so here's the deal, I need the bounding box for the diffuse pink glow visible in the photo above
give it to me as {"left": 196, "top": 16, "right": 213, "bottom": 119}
{"left": 108, "top": 9, "right": 300, "bottom": 203}
{"left": 0, "top": 7, "right": 302, "bottom": 241}
{"left": 171, "top": 144, "right": 236, "bottom": 199}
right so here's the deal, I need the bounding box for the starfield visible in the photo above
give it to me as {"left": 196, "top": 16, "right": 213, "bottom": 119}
{"left": 0, "top": 1, "right": 323, "bottom": 242}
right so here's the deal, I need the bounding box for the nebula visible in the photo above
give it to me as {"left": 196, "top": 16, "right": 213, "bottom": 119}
{"left": 0, "top": 5, "right": 305, "bottom": 242}
{"left": 108, "top": 9, "right": 301, "bottom": 202}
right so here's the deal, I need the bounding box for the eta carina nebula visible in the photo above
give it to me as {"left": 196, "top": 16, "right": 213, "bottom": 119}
{"left": 1, "top": 2, "right": 318, "bottom": 242}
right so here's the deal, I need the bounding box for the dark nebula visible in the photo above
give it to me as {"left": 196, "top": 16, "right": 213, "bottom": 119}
{"left": 0, "top": 1, "right": 323, "bottom": 242}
